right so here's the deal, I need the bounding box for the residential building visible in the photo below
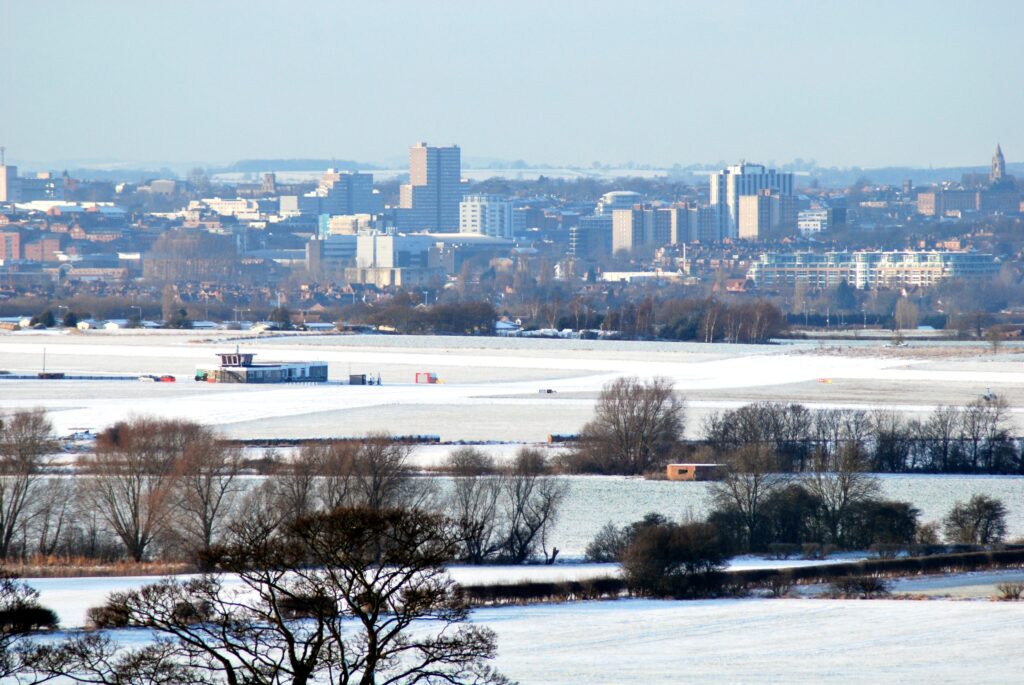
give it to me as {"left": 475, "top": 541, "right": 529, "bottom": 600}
{"left": 737, "top": 190, "right": 798, "bottom": 240}
{"left": 325, "top": 214, "right": 375, "bottom": 235}
{"left": 747, "top": 251, "right": 999, "bottom": 289}
{"left": 797, "top": 208, "right": 847, "bottom": 235}
{"left": 710, "top": 163, "right": 793, "bottom": 239}
{"left": 612, "top": 208, "right": 645, "bottom": 254}
{"left": 460, "top": 194, "right": 514, "bottom": 239}
{"left": 596, "top": 191, "right": 642, "bottom": 215}
{"left": 0, "top": 230, "right": 20, "bottom": 261}
{"left": 569, "top": 214, "right": 612, "bottom": 258}
{"left": 398, "top": 143, "right": 462, "bottom": 231}
{"left": 0, "top": 165, "right": 18, "bottom": 202}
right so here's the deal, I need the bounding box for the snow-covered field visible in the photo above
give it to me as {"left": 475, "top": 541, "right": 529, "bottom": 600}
{"left": 28, "top": 556, "right": 868, "bottom": 629}
{"left": 484, "top": 598, "right": 1024, "bottom": 684}
{"left": 29, "top": 584, "right": 1024, "bottom": 683}
{"left": 3, "top": 331, "right": 1024, "bottom": 441}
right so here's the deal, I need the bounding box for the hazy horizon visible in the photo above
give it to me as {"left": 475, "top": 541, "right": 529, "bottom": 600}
{"left": 2, "top": 0, "right": 1022, "bottom": 170}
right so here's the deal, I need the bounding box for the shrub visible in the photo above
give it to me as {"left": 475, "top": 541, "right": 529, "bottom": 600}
{"left": 802, "top": 543, "right": 827, "bottom": 560}
{"left": 843, "top": 500, "right": 919, "bottom": 549}
{"left": 584, "top": 523, "right": 628, "bottom": 563}
{"left": 944, "top": 495, "right": 1008, "bottom": 545}
{"left": 279, "top": 593, "right": 336, "bottom": 619}
{"left": 621, "top": 521, "right": 727, "bottom": 598}
{"left": 768, "top": 543, "right": 799, "bottom": 560}
{"left": 584, "top": 513, "right": 669, "bottom": 563}
{"left": 0, "top": 604, "right": 58, "bottom": 632}
{"left": 869, "top": 543, "right": 904, "bottom": 560}
{"left": 766, "top": 576, "right": 793, "bottom": 598}
{"left": 996, "top": 582, "right": 1024, "bottom": 601}
{"left": 830, "top": 575, "right": 891, "bottom": 599}
{"left": 87, "top": 601, "right": 132, "bottom": 629}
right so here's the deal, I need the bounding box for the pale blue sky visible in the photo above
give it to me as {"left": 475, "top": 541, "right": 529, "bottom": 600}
{"left": 1, "top": 0, "right": 1021, "bottom": 169}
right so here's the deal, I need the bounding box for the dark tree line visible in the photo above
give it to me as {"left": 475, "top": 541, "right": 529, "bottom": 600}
{"left": 701, "top": 399, "right": 1021, "bottom": 474}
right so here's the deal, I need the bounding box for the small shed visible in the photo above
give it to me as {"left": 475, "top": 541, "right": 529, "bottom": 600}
{"left": 666, "top": 463, "right": 722, "bottom": 481}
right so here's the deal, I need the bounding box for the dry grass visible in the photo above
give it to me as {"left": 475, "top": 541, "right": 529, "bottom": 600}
{"left": 7, "top": 555, "right": 195, "bottom": 578}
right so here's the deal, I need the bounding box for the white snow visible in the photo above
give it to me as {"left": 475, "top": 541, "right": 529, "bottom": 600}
{"left": 3, "top": 334, "right": 1024, "bottom": 437}
{"left": 484, "top": 598, "right": 1024, "bottom": 684}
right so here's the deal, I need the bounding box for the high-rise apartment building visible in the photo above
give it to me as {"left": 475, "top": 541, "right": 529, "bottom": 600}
{"left": 737, "top": 190, "right": 797, "bottom": 240}
{"left": 710, "top": 163, "right": 793, "bottom": 239}
{"left": 460, "top": 194, "right": 514, "bottom": 239}
{"left": 398, "top": 142, "right": 462, "bottom": 231}
{"left": 317, "top": 169, "right": 377, "bottom": 216}
{"left": 611, "top": 206, "right": 675, "bottom": 253}
{"left": 0, "top": 165, "right": 19, "bottom": 203}
{"left": 0, "top": 230, "right": 21, "bottom": 261}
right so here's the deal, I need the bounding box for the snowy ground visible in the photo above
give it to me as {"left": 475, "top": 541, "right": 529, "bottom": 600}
{"left": 3, "top": 331, "right": 1024, "bottom": 441}
{"left": 28, "top": 556, "right": 871, "bottom": 629}
{"left": 484, "top": 598, "right": 1024, "bottom": 684}
{"left": 28, "top": 587, "right": 1024, "bottom": 683}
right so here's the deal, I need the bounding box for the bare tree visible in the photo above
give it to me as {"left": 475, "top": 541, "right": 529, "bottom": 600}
{"left": 922, "top": 405, "right": 962, "bottom": 472}
{"left": 708, "top": 445, "right": 790, "bottom": 552}
{"left": 310, "top": 441, "right": 360, "bottom": 510}
{"left": 30, "top": 478, "right": 75, "bottom": 558}
{"left": 172, "top": 430, "right": 244, "bottom": 563}
{"left": 445, "top": 447, "right": 503, "bottom": 564}
{"left": 46, "top": 508, "right": 508, "bottom": 685}
{"left": 80, "top": 417, "right": 196, "bottom": 561}
{"left": 573, "top": 376, "right": 685, "bottom": 474}
{"left": 0, "top": 409, "right": 57, "bottom": 559}
{"left": 803, "top": 443, "right": 880, "bottom": 546}
{"left": 348, "top": 435, "right": 433, "bottom": 512}
{"left": 500, "top": 448, "right": 567, "bottom": 564}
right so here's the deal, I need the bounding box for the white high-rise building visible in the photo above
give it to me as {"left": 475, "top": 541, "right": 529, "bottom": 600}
{"left": 459, "top": 194, "right": 514, "bottom": 239}
{"left": 710, "top": 163, "right": 793, "bottom": 240}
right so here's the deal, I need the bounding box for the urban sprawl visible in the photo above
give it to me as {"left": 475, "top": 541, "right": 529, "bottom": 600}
{"left": 0, "top": 143, "right": 1019, "bottom": 337}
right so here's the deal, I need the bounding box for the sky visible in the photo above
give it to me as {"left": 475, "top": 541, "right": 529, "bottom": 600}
{"left": 1, "top": 0, "right": 1022, "bottom": 170}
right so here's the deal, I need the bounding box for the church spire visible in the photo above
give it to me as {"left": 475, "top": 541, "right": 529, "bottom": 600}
{"left": 991, "top": 143, "right": 1006, "bottom": 185}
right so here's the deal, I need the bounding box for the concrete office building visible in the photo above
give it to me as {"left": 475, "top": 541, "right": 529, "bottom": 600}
{"left": 317, "top": 169, "right": 378, "bottom": 216}
{"left": 710, "top": 163, "right": 793, "bottom": 240}
{"left": 398, "top": 143, "right": 462, "bottom": 231}
{"left": 306, "top": 235, "right": 357, "bottom": 274}
{"left": 460, "top": 194, "right": 514, "bottom": 239}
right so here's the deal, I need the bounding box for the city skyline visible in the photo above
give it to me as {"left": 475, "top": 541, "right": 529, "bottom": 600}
{"left": 2, "top": 1, "right": 1022, "bottom": 169}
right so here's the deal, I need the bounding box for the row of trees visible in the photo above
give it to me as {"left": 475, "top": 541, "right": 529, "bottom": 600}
{"left": 0, "top": 412, "right": 566, "bottom": 566}
{"left": 587, "top": 491, "right": 1012, "bottom": 599}
{"left": 563, "top": 378, "right": 1022, "bottom": 476}
{"left": 701, "top": 399, "right": 1019, "bottom": 474}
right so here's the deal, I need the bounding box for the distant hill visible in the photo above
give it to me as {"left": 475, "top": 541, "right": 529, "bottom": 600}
{"left": 217, "top": 159, "right": 380, "bottom": 173}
